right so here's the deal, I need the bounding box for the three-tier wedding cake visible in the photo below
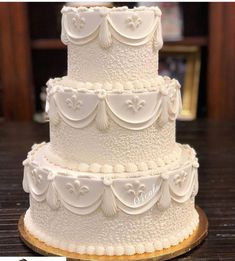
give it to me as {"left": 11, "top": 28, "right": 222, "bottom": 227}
{"left": 22, "top": 5, "right": 199, "bottom": 257}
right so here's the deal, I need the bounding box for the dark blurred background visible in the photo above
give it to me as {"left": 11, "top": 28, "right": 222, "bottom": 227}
{"left": 0, "top": 2, "right": 234, "bottom": 122}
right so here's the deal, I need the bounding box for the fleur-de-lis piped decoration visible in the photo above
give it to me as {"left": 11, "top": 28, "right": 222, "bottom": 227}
{"left": 174, "top": 171, "right": 188, "bottom": 187}
{"left": 125, "top": 180, "right": 146, "bottom": 197}
{"left": 72, "top": 14, "right": 85, "bottom": 30}
{"left": 31, "top": 169, "right": 42, "bottom": 186}
{"left": 66, "top": 94, "right": 83, "bottom": 111}
{"left": 126, "top": 95, "right": 146, "bottom": 112}
{"left": 66, "top": 179, "right": 89, "bottom": 198}
{"left": 126, "top": 14, "right": 142, "bottom": 30}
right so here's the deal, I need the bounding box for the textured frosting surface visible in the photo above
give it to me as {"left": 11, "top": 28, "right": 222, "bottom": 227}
{"left": 25, "top": 198, "right": 198, "bottom": 255}
{"left": 22, "top": 5, "right": 200, "bottom": 257}
{"left": 68, "top": 39, "right": 158, "bottom": 82}
{"left": 23, "top": 143, "right": 199, "bottom": 217}
{"left": 62, "top": 6, "right": 163, "bottom": 82}
{"left": 46, "top": 76, "right": 182, "bottom": 131}
{"left": 50, "top": 120, "right": 175, "bottom": 165}
{"left": 23, "top": 141, "right": 200, "bottom": 255}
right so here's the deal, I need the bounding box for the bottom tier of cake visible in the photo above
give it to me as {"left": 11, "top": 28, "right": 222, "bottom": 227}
{"left": 25, "top": 198, "right": 199, "bottom": 256}
{"left": 22, "top": 143, "right": 199, "bottom": 256}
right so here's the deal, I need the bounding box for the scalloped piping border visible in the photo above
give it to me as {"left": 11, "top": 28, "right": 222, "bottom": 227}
{"left": 27, "top": 142, "right": 189, "bottom": 176}
{"left": 46, "top": 76, "right": 182, "bottom": 131}
{"left": 61, "top": 6, "right": 162, "bottom": 49}
{"left": 24, "top": 208, "right": 199, "bottom": 256}
{"left": 23, "top": 141, "right": 199, "bottom": 217}
{"left": 62, "top": 5, "right": 162, "bottom": 15}
{"left": 47, "top": 75, "right": 179, "bottom": 93}
{"left": 45, "top": 144, "right": 182, "bottom": 174}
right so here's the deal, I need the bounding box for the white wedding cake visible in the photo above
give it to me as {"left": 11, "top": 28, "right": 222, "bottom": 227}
{"left": 22, "top": 5, "right": 199, "bottom": 257}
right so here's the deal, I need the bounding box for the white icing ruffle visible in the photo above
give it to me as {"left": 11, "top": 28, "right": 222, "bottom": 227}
{"left": 46, "top": 76, "right": 182, "bottom": 130}
{"left": 23, "top": 142, "right": 199, "bottom": 217}
{"left": 61, "top": 6, "right": 162, "bottom": 50}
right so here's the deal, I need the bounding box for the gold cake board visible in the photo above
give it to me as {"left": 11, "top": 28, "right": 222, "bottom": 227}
{"left": 18, "top": 206, "right": 208, "bottom": 261}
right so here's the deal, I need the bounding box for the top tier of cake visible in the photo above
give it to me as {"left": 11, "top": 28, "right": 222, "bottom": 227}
{"left": 61, "top": 6, "right": 163, "bottom": 83}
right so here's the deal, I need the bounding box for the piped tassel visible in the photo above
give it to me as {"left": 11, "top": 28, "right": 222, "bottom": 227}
{"left": 61, "top": 14, "right": 69, "bottom": 45}
{"left": 49, "top": 99, "right": 60, "bottom": 126}
{"left": 96, "top": 94, "right": 109, "bottom": 130}
{"left": 101, "top": 178, "right": 117, "bottom": 217}
{"left": 153, "top": 19, "right": 163, "bottom": 52}
{"left": 158, "top": 95, "right": 169, "bottom": 127}
{"left": 45, "top": 98, "right": 49, "bottom": 114}
{"left": 46, "top": 182, "right": 60, "bottom": 210}
{"left": 169, "top": 81, "right": 182, "bottom": 121}
{"left": 176, "top": 83, "right": 183, "bottom": 116}
{"left": 22, "top": 166, "right": 30, "bottom": 193}
{"left": 191, "top": 161, "right": 199, "bottom": 198}
{"left": 49, "top": 110, "right": 60, "bottom": 126}
{"left": 99, "top": 14, "right": 112, "bottom": 49}
{"left": 173, "top": 87, "right": 183, "bottom": 117}
{"left": 158, "top": 177, "right": 171, "bottom": 210}
{"left": 192, "top": 168, "right": 199, "bottom": 199}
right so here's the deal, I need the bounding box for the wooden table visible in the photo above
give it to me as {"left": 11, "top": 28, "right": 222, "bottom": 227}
{"left": 0, "top": 120, "right": 235, "bottom": 259}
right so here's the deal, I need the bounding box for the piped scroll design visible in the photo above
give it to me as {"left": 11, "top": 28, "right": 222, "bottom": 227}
{"left": 23, "top": 156, "right": 199, "bottom": 217}
{"left": 46, "top": 80, "right": 182, "bottom": 130}
{"left": 61, "top": 6, "right": 162, "bottom": 50}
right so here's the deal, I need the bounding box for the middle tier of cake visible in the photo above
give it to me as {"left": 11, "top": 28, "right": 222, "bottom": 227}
{"left": 46, "top": 76, "right": 182, "bottom": 172}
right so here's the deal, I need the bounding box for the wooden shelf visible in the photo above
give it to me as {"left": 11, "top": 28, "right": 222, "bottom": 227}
{"left": 165, "top": 36, "right": 208, "bottom": 46}
{"left": 31, "top": 36, "right": 208, "bottom": 50}
{"left": 31, "top": 39, "right": 65, "bottom": 49}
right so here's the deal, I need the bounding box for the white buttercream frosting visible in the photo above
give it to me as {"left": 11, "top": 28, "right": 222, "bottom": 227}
{"left": 47, "top": 75, "right": 178, "bottom": 92}
{"left": 25, "top": 198, "right": 199, "bottom": 256}
{"left": 68, "top": 39, "right": 159, "bottom": 82}
{"left": 46, "top": 76, "right": 182, "bottom": 166}
{"left": 61, "top": 6, "right": 162, "bottom": 49}
{"left": 46, "top": 76, "right": 182, "bottom": 131}
{"left": 45, "top": 143, "right": 182, "bottom": 174}
{"left": 61, "top": 6, "right": 163, "bottom": 82}
{"left": 49, "top": 120, "right": 176, "bottom": 166}
{"left": 22, "top": 5, "right": 201, "bottom": 257}
{"left": 24, "top": 140, "right": 199, "bottom": 256}
{"left": 23, "top": 143, "right": 199, "bottom": 216}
